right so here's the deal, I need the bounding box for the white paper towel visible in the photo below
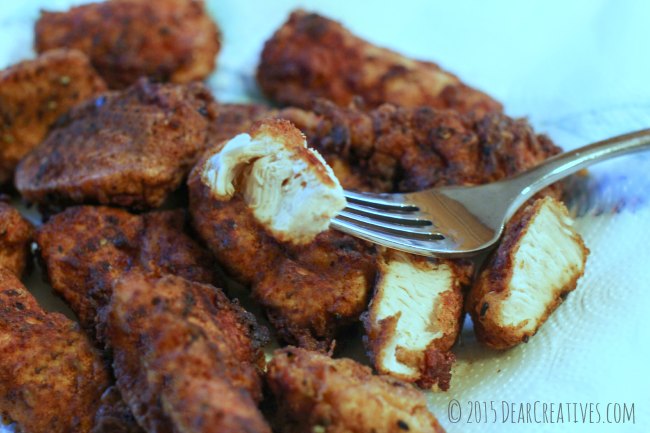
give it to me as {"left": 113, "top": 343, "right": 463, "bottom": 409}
{"left": 1, "top": 1, "right": 649, "bottom": 432}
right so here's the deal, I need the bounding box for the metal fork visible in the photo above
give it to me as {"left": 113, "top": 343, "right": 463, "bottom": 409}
{"left": 331, "top": 129, "right": 650, "bottom": 257}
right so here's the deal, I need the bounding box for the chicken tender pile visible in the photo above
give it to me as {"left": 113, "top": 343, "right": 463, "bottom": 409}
{"left": 0, "top": 201, "right": 33, "bottom": 277}
{"left": 35, "top": 0, "right": 221, "bottom": 89}
{"left": 107, "top": 272, "right": 270, "bottom": 433}
{"left": 16, "top": 79, "right": 215, "bottom": 210}
{"left": 0, "top": 267, "right": 109, "bottom": 433}
{"left": 266, "top": 347, "right": 446, "bottom": 433}
{"left": 258, "top": 10, "right": 501, "bottom": 116}
{"left": 0, "top": 49, "right": 106, "bottom": 184}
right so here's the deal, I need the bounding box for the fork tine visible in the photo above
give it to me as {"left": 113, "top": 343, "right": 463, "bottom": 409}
{"left": 336, "top": 212, "right": 443, "bottom": 239}
{"left": 344, "top": 190, "right": 418, "bottom": 211}
{"left": 344, "top": 202, "right": 432, "bottom": 226}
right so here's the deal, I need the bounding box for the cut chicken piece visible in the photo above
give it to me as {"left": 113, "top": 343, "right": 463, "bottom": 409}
{"left": 466, "top": 196, "right": 589, "bottom": 350}
{"left": 363, "top": 250, "right": 468, "bottom": 391}
{"left": 266, "top": 347, "right": 446, "bottom": 433}
{"left": 0, "top": 49, "right": 106, "bottom": 184}
{"left": 0, "top": 201, "right": 33, "bottom": 278}
{"left": 201, "top": 118, "right": 346, "bottom": 244}
{"left": 0, "top": 267, "right": 109, "bottom": 433}
{"left": 35, "top": 0, "right": 221, "bottom": 89}
{"left": 107, "top": 272, "right": 270, "bottom": 433}
{"left": 258, "top": 10, "right": 501, "bottom": 116}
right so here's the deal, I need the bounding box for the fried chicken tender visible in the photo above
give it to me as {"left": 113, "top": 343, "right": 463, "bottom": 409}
{"left": 0, "top": 49, "right": 106, "bottom": 184}
{"left": 0, "top": 201, "right": 33, "bottom": 278}
{"left": 107, "top": 272, "right": 270, "bottom": 433}
{"left": 16, "top": 79, "right": 215, "bottom": 210}
{"left": 35, "top": 0, "right": 221, "bottom": 89}
{"left": 92, "top": 386, "right": 145, "bottom": 433}
{"left": 266, "top": 347, "right": 446, "bottom": 433}
{"left": 258, "top": 10, "right": 501, "bottom": 116}
{"left": 466, "top": 196, "right": 588, "bottom": 350}
{"left": 0, "top": 267, "right": 109, "bottom": 433}
{"left": 363, "top": 251, "right": 469, "bottom": 391}
{"left": 208, "top": 103, "right": 272, "bottom": 148}
{"left": 189, "top": 121, "right": 376, "bottom": 351}
{"left": 35, "top": 205, "right": 220, "bottom": 334}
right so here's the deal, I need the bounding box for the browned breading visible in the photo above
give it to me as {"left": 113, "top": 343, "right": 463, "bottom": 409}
{"left": 35, "top": 205, "right": 220, "bottom": 335}
{"left": 15, "top": 79, "right": 215, "bottom": 210}
{"left": 466, "top": 196, "right": 589, "bottom": 350}
{"left": 0, "top": 201, "right": 33, "bottom": 277}
{"left": 258, "top": 10, "right": 501, "bottom": 116}
{"left": 0, "top": 267, "right": 109, "bottom": 433}
{"left": 266, "top": 347, "right": 446, "bottom": 433}
{"left": 279, "top": 100, "right": 562, "bottom": 195}
{"left": 35, "top": 0, "right": 221, "bottom": 89}
{"left": 0, "top": 49, "right": 106, "bottom": 184}
{"left": 92, "top": 386, "right": 145, "bottom": 433}
{"left": 208, "top": 103, "right": 273, "bottom": 148}
{"left": 362, "top": 251, "right": 469, "bottom": 391}
{"left": 107, "top": 272, "right": 270, "bottom": 433}
{"left": 189, "top": 155, "right": 377, "bottom": 351}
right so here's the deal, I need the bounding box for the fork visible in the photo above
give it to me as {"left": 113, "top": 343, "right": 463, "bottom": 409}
{"left": 331, "top": 129, "right": 650, "bottom": 257}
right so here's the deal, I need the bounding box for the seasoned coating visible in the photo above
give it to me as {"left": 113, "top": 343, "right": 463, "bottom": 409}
{"left": 363, "top": 251, "right": 468, "bottom": 391}
{"left": 16, "top": 79, "right": 214, "bottom": 210}
{"left": 0, "top": 49, "right": 106, "bottom": 184}
{"left": 266, "top": 347, "right": 446, "bottom": 433}
{"left": 189, "top": 152, "right": 376, "bottom": 351}
{"left": 107, "top": 272, "right": 270, "bottom": 433}
{"left": 35, "top": 205, "right": 220, "bottom": 334}
{"left": 35, "top": 0, "right": 221, "bottom": 89}
{"left": 466, "top": 197, "right": 588, "bottom": 350}
{"left": 258, "top": 10, "right": 501, "bottom": 116}
{"left": 0, "top": 201, "right": 33, "bottom": 277}
{"left": 208, "top": 103, "right": 272, "bottom": 148}
{"left": 92, "top": 386, "right": 145, "bottom": 433}
{"left": 0, "top": 267, "right": 109, "bottom": 433}
{"left": 280, "top": 101, "right": 562, "bottom": 194}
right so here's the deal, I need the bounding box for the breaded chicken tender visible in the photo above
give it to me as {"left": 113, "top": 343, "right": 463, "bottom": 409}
{"left": 16, "top": 79, "right": 215, "bottom": 210}
{"left": 0, "top": 201, "right": 33, "bottom": 277}
{"left": 189, "top": 120, "right": 376, "bottom": 351}
{"left": 466, "top": 197, "right": 588, "bottom": 350}
{"left": 258, "top": 10, "right": 501, "bottom": 116}
{"left": 0, "top": 49, "right": 106, "bottom": 184}
{"left": 36, "top": 205, "right": 220, "bottom": 334}
{"left": 201, "top": 119, "right": 345, "bottom": 243}
{"left": 363, "top": 251, "right": 469, "bottom": 391}
{"left": 35, "top": 0, "right": 221, "bottom": 89}
{"left": 266, "top": 347, "right": 446, "bottom": 433}
{"left": 107, "top": 272, "right": 270, "bottom": 433}
{"left": 208, "top": 103, "right": 272, "bottom": 148}
{"left": 0, "top": 267, "right": 109, "bottom": 433}
{"left": 92, "top": 386, "right": 145, "bottom": 433}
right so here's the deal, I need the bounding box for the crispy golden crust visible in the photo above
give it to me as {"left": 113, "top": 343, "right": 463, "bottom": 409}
{"left": 16, "top": 79, "right": 214, "bottom": 209}
{"left": 0, "top": 202, "right": 33, "bottom": 278}
{"left": 107, "top": 272, "right": 270, "bottom": 433}
{"left": 279, "top": 101, "right": 563, "bottom": 194}
{"left": 189, "top": 159, "right": 377, "bottom": 351}
{"left": 258, "top": 10, "right": 501, "bottom": 116}
{"left": 35, "top": 0, "right": 221, "bottom": 89}
{"left": 0, "top": 49, "right": 106, "bottom": 184}
{"left": 35, "top": 205, "right": 220, "bottom": 334}
{"left": 466, "top": 197, "right": 589, "bottom": 350}
{"left": 0, "top": 267, "right": 109, "bottom": 433}
{"left": 266, "top": 347, "right": 446, "bottom": 433}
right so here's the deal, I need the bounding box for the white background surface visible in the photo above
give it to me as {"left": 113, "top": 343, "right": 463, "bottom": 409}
{"left": 1, "top": 1, "right": 649, "bottom": 432}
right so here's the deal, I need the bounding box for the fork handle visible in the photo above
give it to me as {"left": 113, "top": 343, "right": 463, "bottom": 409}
{"left": 508, "top": 128, "right": 650, "bottom": 214}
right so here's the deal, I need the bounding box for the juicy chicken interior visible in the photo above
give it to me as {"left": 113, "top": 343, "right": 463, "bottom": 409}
{"left": 258, "top": 10, "right": 501, "bottom": 116}
{"left": 0, "top": 267, "right": 109, "bottom": 433}
{"left": 201, "top": 119, "right": 346, "bottom": 244}
{"left": 466, "top": 196, "right": 589, "bottom": 350}
{"left": 35, "top": 0, "right": 221, "bottom": 89}
{"left": 266, "top": 347, "right": 446, "bottom": 433}
{"left": 363, "top": 251, "right": 468, "bottom": 391}
{"left": 0, "top": 49, "right": 106, "bottom": 184}
{"left": 16, "top": 79, "right": 215, "bottom": 210}
{"left": 0, "top": 201, "right": 33, "bottom": 278}
{"left": 107, "top": 272, "right": 270, "bottom": 433}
